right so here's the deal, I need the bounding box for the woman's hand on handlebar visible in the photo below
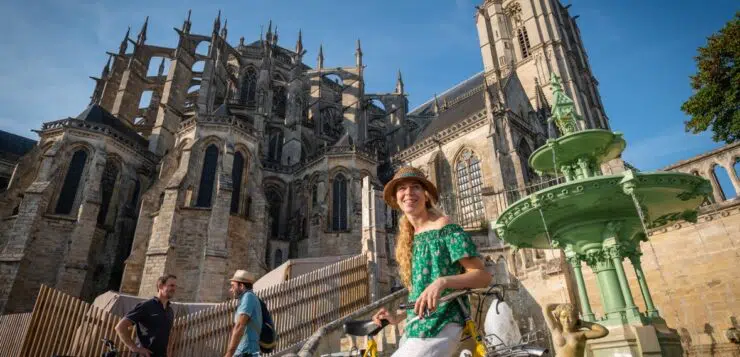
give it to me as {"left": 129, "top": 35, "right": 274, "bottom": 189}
{"left": 414, "top": 277, "right": 447, "bottom": 317}
{"left": 372, "top": 307, "right": 404, "bottom": 326}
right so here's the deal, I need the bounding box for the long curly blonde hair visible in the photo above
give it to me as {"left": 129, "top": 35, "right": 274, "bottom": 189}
{"left": 395, "top": 191, "right": 443, "bottom": 289}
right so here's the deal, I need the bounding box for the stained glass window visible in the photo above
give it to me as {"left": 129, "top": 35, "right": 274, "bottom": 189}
{"left": 456, "top": 149, "right": 484, "bottom": 229}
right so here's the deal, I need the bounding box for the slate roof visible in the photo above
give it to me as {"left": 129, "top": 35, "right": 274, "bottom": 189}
{"left": 73, "top": 105, "right": 147, "bottom": 147}
{"left": 0, "top": 130, "right": 37, "bottom": 161}
{"left": 411, "top": 72, "right": 487, "bottom": 143}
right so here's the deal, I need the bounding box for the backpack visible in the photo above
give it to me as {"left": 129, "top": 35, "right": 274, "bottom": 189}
{"left": 256, "top": 296, "right": 277, "bottom": 353}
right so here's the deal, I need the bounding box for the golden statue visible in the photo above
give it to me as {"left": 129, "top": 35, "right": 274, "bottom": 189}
{"left": 543, "top": 303, "right": 608, "bottom": 357}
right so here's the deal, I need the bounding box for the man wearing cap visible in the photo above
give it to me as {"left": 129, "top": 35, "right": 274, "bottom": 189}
{"left": 225, "top": 270, "right": 263, "bottom": 357}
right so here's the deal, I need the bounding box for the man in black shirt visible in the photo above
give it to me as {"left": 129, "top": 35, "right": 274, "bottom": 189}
{"left": 115, "top": 274, "right": 177, "bottom": 357}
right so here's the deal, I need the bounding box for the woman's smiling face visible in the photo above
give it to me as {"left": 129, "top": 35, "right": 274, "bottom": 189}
{"left": 395, "top": 179, "right": 428, "bottom": 215}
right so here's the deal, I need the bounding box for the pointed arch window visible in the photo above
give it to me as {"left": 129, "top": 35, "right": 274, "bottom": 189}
{"left": 433, "top": 153, "right": 454, "bottom": 214}
{"left": 231, "top": 151, "right": 246, "bottom": 214}
{"left": 55, "top": 149, "right": 88, "bottom": 214}
{"left": 128, "top": 178, "right": 141, "bottom": 217}
{"left": 97, "top": 160, "right": 120, "bottom": 225}
{"left": 196, "top": 144, "right": 219, "bottom": 207}
{"left": 268, "top": 130, "right": 283, "bottom": 162}
{"left": 455, "top": 149, "right": 485, "bottom": 229}
{"left": 311, "top": 183, "right": 318, "bottom": 207}
{"left": 266, "top": 189, "right": 282, "bottom": 238}
{"left": 518, "top": 140, "right": 534, "bottom": 183}
{"left": 240, "top": 67, "right": 258, "bottom": 107}
{"left": 274, "top": 249, "right": 283, "bottom": 267}
{"left": 272, "top": 86, "right": 287, "bottom": 118}
{"left": 332, "top": 173, "right": 348, "bottom": 231}
{"left": 518, "top": 27, "right": 531, "bottom": 59}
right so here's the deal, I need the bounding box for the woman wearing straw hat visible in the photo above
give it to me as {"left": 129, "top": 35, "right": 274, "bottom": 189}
{"left": 371, "top": 166, "right": 492, "bottom": 356}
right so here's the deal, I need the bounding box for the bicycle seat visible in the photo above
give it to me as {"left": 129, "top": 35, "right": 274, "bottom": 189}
{"left": 343, "top": 319, "right": 388, "bottom": 337}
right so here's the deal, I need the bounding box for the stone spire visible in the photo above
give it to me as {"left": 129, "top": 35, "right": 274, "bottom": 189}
{"left": 119, "top": 26, "right": 130, "bottom": 54}
{"left": 102, "top": 55, "right": 112, "bottom": 78}
{"left": 158, "top": 57, "right": 166, "bottom": 77}
{"left": 136, "top": 16, "right": 148, "bottom": 46}
{"left": 266, "top": 20, "right": 274, "bottom": 44}
{"left": 355, "top": 39, "right": 363, "bottom": 68}
{"left": 182, "top": 9, "right": 192, "bottom": 34}
{"left": 221, "top": 19, "right": 228, "bottom": 39}
{"left": 295, "top": 29, "right": 304, "bottom": 54}
{"left": 317, "top": 44, "right": 324, "bottom": 69}
{"left": 213, "top": 10, "right": 221, "bottom": 35}
{"left": 433, "top": 93, "right": 440, "bottom": 114}
{"left": 395, "top": 70, "right": 404, "bottom": 94}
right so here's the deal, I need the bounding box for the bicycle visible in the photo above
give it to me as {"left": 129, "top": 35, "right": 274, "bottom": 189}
{"left": 52, "top": 338, "right": 119, "bottom": 357}
{"left": 341, "top": 284, "right": 548, "bottom": 357}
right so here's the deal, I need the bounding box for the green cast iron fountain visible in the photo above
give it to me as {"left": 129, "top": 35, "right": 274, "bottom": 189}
{"left": 493, "top": 73, "right": 712, "bottom": 327}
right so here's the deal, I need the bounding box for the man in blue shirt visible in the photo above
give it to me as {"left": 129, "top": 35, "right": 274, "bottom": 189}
{"left": 225, "top": 270, "right": 263, "bottom": 357}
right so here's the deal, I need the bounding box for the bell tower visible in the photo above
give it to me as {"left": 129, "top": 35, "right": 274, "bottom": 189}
{"left": 475, "top": 0, "right": 609, "bottom": 130}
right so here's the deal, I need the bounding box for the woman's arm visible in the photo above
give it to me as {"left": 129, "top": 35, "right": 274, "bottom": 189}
{"left": 580, "top": 321, "right": 609, "bottom": 339}
{"left": 542, "top": 304, "right": 559, "bottom": 332}
{"left": 439, "top": 257, "right": 492, "bottom": 290}
{"left": 413, "top": 257, "right": 492, "bottom": 316}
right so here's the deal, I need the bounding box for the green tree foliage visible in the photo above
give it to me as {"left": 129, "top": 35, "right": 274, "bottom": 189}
{"left": 681, "top": 12, "right": 739, "bottom": 143}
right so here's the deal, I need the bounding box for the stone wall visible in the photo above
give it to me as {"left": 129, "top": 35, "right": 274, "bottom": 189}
{"left": 2, "top": 215, "right": 76, "bottom": 313}
{"left": 173, "top": 208, "right": 209, "bottom": 301}
{"left": 580, "top": 201, "right": 740, "bottom": 356}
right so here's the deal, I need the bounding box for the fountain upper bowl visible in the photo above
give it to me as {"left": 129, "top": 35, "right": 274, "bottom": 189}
{"left": 492, "top": 171, "right": 711, "bottom": 254}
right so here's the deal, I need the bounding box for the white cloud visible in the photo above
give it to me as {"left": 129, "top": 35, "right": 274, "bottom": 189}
{"left": 621, "top": 124, "right": 721, "bottom": 171}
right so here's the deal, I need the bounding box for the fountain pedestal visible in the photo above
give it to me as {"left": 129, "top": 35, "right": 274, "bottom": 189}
{"left": 492, "top": 73, "right": 712, "bottom": 357}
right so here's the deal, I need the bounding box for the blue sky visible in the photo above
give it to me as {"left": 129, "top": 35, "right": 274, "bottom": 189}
{"left": 0, "top": 0, "right": 737, "bottom": 193}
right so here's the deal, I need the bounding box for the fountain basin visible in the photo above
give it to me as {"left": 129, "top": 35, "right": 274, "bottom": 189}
{"left": 493, "top": 171, "right": 711, "bottom": 254}
{"left": 529, "top": 130, "right": 626, "bottom": 175}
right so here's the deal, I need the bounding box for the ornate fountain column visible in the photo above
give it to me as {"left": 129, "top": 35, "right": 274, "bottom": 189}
{"left": 583, "top": 249, "right": 627, "bottom": 321}
{"left": 627, "top": 248, "right": 660, "bottom": 318}
{"left": 604, "top": 239, "right": 642, "bottom": 322}
{"left": 565, "top": 250, "right": 596, "bottom": 321}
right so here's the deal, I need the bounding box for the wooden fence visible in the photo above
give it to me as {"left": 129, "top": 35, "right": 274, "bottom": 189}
{"left": 170, "top": 254, "right": 370, "bottom": 356}
{"left": 10, "top": 254, "right": 369, "bottom": 357}
{"left": 0, "top": 312, "right": 32, "bottom": 357}
{"left": 17, "top": 284, "right": 137, "bottom": 357}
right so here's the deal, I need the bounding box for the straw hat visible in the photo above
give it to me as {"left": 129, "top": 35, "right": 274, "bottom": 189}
{"left": 229, "top": 270, "right": 258, "bottom": 284}
{"left": 383, "top": 166, "right": 439, "bottom": 210}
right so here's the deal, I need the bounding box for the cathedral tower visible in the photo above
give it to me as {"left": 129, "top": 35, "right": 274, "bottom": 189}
{"left": 475, "top": 0, "right": 609, "bottom": 130}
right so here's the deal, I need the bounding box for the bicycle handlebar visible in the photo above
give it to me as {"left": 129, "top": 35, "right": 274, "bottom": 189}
{"left": 398, "top": 283, "right": 511, "bottom": 311}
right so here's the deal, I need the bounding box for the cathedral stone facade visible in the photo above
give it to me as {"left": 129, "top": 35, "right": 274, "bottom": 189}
{"left": 0, "top": 11, "right": 416, "bottom": 311}
{"left": 0, "top": 0, "right": 611, "bottom": 313}
{"left": 2, "top": 6, "right": 737, "bottom": 355}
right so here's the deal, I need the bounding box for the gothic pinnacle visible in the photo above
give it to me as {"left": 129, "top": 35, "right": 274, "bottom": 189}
{"left": 318, "top": 43, "right": 324, "bottom": 68}
{"left": 182, "top": 9, "right": 192, "bottom": 33}
{"left": 158, "top": 57, "right": 166, "bottom": 77}
{"left": 396, "top": 69, "right": 404, "bottom": 94}
{"left": 295, "top": 29, "right": 304, "bottom": 54}
{"left": 213, "top": 10, "right": 221, "bottom": 34}
{"left": 101, "top": 55, "right": 112, "bottom": 78}
{"left": 137, "top": 16, "right": 148, "bottom": 45}
{"left": 119, "top": 26, "right": 130, "bottom": 54}
{"left": 355, "top": 39, "right": 362, "bottom": 68}
{"left": 221, "top": 18, "right": 228, "bottom": 39}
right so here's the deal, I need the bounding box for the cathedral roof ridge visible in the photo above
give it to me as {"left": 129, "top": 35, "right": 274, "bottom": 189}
{"left": 408, "top": 70, "right": 484, "bottom": 114}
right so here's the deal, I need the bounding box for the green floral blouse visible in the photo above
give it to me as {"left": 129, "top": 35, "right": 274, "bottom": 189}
{"left": 404, "top": 223, "right": 480, "bottom": 338}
